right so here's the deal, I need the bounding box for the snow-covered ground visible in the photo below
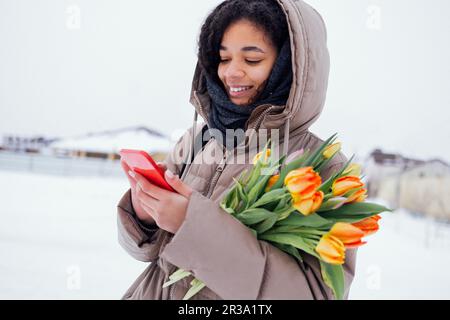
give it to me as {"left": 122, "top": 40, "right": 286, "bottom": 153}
{"left": 0, "top": 170, "right": 146, "bottom": 299}
{"left": 1, "top": 170, "right": 449, "bottom": 299}
{"left": 350, "top": 206, "right": 450, "bottom": 299}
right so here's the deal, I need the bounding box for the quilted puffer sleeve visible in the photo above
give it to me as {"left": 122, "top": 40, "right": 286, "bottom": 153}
{"left": 116, "top": 125, "right": 198, "bottom": 262}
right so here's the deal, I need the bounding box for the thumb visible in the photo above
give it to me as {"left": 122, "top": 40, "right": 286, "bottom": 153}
{"left": 165, "top": 170, "right": 193, "bottom": 198}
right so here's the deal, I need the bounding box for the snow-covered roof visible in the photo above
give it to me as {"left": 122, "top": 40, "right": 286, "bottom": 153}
{"left": 49, "top": 127, "right": 173, "bottom": 154}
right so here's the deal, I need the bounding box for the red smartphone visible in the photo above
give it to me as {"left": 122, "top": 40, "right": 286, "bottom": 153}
{"left": 119, "top": 149, "right": 174, "bottom": 192}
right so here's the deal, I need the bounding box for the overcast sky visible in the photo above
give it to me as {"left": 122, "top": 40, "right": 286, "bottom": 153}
{"left": 1, "top": 0, "right": 449, "bottom": 161}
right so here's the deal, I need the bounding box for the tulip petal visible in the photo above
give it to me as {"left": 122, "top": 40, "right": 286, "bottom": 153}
{"left": 323, "top": 142, "right": 341, "bottom": 159}
{"left": 343, "top": 163, "right": 362, "bottom": 177}
{"left": 294, "top": 198, "right": 314, "bottom": 216}
{"left": 344, "top": 240, "right": 367, "bottom": 248}
{"left": 352, "top": 215, "right": 381, "bottom": 236}
{"left": 316, "top": 235, "right": 345, "bottom": 265}
{"left": 332, "top": 176, "right": 364, "bottom": 196}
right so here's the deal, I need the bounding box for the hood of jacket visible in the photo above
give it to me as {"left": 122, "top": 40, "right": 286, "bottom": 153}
{"left": 189, "top": 0, "right": 330, "bottom": 143}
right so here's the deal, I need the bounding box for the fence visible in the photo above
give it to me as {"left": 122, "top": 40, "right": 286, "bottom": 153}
{"left": 0, "top": 151, "right": 123, "bottom": 177}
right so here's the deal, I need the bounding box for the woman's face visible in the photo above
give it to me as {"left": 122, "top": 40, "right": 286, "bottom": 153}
{"left": 218, "top": 19, "right": 278, "bottom": 106}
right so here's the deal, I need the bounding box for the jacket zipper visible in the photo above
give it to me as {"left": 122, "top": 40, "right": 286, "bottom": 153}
{"left": 193, "top": 90, "right": 227, "bottom": 198}
{"left": 250, "top": 105, "right": 276, "bottom": 130}
{"left": 205, "top": 149, "right": 228, "bottom": 198}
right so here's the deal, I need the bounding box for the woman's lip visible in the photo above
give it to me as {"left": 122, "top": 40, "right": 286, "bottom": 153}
{"left": 229, "top": 86, "right": 254, "bottom": 98}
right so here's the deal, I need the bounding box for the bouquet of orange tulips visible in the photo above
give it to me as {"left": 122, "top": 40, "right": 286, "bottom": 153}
{"left": 163, "top": 134, "right": 391, "bottom": 299}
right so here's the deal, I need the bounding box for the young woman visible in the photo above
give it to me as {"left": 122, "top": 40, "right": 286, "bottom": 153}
{"left": 118, "top": 0, "right": 356, "bottom": 300}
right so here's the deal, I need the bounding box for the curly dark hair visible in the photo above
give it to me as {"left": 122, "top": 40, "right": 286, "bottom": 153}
{"left": 198, "top": 0, "right": 289, "bottom": 84}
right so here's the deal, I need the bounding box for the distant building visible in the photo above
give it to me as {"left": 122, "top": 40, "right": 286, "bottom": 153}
{"left": 365, "top": 149, "right": 450, "bottom": 220}
{"left": 364, "top": 149, "right": 425, "bottom": 197}
{"left": 1, "top": 135, "right": 56, "bottom": 153}
{"left": 47, "top": 126, "right": 173, "bottom": 161}
{"left": 397, "top": 160, "right": 450, "bottom": 220}
{"left": 403, "top": 159, "right": 450, "bottom": 179}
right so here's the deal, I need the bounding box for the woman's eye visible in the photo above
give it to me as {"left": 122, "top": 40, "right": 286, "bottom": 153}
{"left": 219, "top": 59, "right": 261, "bottom": 65}
{"left": 246, "top": 60, "right": 261, "bottom": 65}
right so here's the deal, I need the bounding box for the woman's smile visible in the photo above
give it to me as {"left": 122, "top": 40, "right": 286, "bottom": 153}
{"left": 228, "top": 85, "right": 254, "bottom": 98}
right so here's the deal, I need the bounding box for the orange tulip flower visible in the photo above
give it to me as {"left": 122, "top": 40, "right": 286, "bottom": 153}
{"left": 285, "top": 167, "right": 322, "bottom": 199}
{"left": 345, "top": 188, "right": 368, "bottom": 204}
{"left": 329, "top": 223, "right": 366, "bottom": 248}
{"left": 323, "top": 142, "right": 341, "bottom": 159}
{"left": 332, "top": 176, "right": 364, "bottom": 197}
{"left": 315, "top": 234, "right": 345, "bottom": 265}
{"left": 352, "top": 215, "right": 381, "bottom": 236}
{"left": 292, "top": 191, "right": 324, "bottom": 216}
{"left": 265, "top": 175, "right": 280, "bottom": 192}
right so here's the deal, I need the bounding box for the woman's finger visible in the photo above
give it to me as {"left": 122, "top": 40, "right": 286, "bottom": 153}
{"left": 121, "top": 161, "right": 139, "bottom": 188}
{"left": 129, "top": 170, "right": 172, "bottom": 200}
{"left": 136, "top": 184, "right": 159, "bottom": 210}
{"left": 121, "top": 160, "right": 132, "bottom": 173}
{"left": 140, "top": 196, "right": 156, "bottom": 218}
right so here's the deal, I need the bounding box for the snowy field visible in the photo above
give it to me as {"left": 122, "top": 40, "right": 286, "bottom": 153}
{"left": 0, "top": 170, "right": 146, "bottom": 299}
{"left": 1, "top": 169, "right": 450, "bottom": 300}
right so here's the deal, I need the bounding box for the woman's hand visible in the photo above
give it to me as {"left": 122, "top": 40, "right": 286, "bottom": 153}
{"left": 127, "top": 167, "right": 193, "bottom": 234}
{"left": 121, "top": 160, "right": 167, "bottom": 226}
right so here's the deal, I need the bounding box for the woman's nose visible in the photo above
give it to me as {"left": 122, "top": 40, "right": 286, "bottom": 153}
{"left": 224, "top": 62, "right": 245, "bottom": 79}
